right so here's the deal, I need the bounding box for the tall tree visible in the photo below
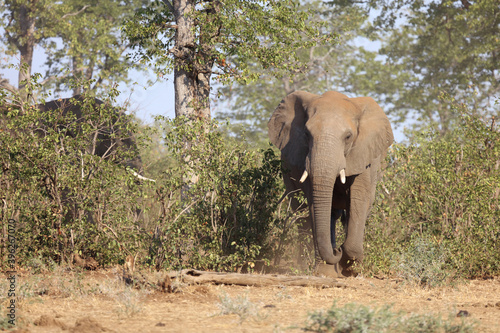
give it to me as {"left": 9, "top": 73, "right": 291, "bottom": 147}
{"left": 215, "top": 1, "right": 374, "bottom": 145}
{"left": 44, "top": 0, "right": 144, "bottom": 96}
{"left": 0, "top": 0, "right": 143, "bottom": 98}
{"left": 0, "top": 0, "right": 64, "bottom": 93}
{"left": 124, "top": 0, "right": 334, "bottom": 120}
{"left": 341, "top": 0, "right": 500, "bottom": 132}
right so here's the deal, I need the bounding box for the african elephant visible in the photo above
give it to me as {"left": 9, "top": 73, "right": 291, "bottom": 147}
{"left": 0, "top": 95, "right": 146, "bottom": 178}
{"left": 268, "top": 91, "right": 393, "bottom": 277}
{"left": 1, "top": 95, "right": 153, "bottom": 231}
{"left": 37, "top": 96, "right": 146, "bottom": 178}
{"left": 37, "top": 96, "right": 154, "bottom": 222}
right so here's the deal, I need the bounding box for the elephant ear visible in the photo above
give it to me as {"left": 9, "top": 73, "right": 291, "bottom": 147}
{"left": 268, "top": 91, "right": 319, "bottom": 168}
{"left": 346, "top": 97, "right": 394, "bottom": 176}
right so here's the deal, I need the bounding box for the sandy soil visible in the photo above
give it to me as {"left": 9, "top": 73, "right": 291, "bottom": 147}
{"left": 6, "top": 270, "right": 500, "bottom": 333}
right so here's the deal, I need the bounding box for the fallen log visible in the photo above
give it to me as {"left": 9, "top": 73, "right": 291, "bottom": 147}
{"left": 166, "top": 269, "right": 346, "bottom": 288}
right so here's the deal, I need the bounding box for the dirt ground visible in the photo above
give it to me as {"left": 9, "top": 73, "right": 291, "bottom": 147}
{"left": 7, "top": 269, "right": 500, "bottom": 333}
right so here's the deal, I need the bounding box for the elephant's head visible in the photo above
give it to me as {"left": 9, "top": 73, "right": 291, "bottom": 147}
{"left": 268, "top": 91, "right": 393, "bottom": 265}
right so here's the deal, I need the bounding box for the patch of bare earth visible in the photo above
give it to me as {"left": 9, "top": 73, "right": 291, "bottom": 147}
{"left": 11, "top": 271, "right": 500, "bottom": 332}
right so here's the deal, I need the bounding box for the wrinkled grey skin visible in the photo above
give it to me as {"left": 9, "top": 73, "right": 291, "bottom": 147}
{"left": 268, "top": 91, "right": 393, "bottom": 277}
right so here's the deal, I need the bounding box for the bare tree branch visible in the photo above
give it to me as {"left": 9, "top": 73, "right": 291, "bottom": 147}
{"left": 61, "top": 5, "right": 90, "bottom": 20}
{"left": 0, "top": 78, "right": 18, "bottom": 94}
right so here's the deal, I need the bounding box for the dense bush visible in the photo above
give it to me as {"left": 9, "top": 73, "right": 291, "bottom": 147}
{"left": 0, "top": 92, "right": 146, "bottom": 266}
{"left": 4, "top": 81, "right": 497, "bottom": 280}
{"left": 367, "top": 101, "right": 500, "bottom": 280}
{"left": 145, "top": 116, "right": 286, "bottom": 271}
{"left": 0, "top": 90, "right": 289, "bottom": 271}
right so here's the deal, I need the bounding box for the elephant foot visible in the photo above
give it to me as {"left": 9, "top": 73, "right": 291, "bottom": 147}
{"left": 314, "top": 262, "right": 358, "bottom": 278}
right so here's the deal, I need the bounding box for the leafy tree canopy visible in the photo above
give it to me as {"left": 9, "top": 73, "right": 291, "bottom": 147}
{"left": 344, "top": 0, "right": 500, "bottom": 133}
{"left": 220, "top": 0, "right": 500, "bottom": 144}
{"left": 215, "top": 1, "right": 371, "bottom": 146}
{"left": 44, "top": 0, "right": 145, "bottom": 96}
{"left": 124, "top": 0, "right": 336, "bottom": 119}
{"left": 0, "top": 0, "right": 144, "bottom": 97}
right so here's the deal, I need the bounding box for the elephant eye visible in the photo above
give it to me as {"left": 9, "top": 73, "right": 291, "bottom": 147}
{"left": 345, "top": 133, "right": 352, "bottom": 141}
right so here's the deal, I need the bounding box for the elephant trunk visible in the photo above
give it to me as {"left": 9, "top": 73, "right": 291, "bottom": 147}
{"left": 309, "top": 137, "right": 344, "bottom": 265}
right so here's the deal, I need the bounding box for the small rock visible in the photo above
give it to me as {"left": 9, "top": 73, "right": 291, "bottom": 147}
{"left": 155, "top": 323, "right": 166, "bottom": 327}
{"left": 457, "top": 310, "right": 470, "bottom": 318}
{"left": 495, "top": 301, "right": 500, "bottom": 308}
{"left": 264, "top": 304, "right": 276, "bottom": 308}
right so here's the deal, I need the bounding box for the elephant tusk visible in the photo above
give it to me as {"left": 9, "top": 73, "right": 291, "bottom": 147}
{"left": 128, "top": 169, "right": 156, "bottom": 182}
{"left": 299, "top": 170, "right": 308, "bottom": 183}
{"left": 340, "top": 169, "right": 346, "bottom": 184}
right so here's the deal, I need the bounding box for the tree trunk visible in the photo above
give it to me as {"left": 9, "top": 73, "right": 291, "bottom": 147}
{"left": 17, "top": 4, "right": 36, "bottom": 96}
{"left": 174, "top": 0, "right": 195, "bottom": 118}
{"left": 173, "top": 0, "right": 211, "bottom": 120}
{"left": 164, "top": 269, "right": 347, "bottom": 288}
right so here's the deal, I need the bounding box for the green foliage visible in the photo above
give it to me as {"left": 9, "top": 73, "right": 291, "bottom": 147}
{"left": 0, "top": 91, "right": 147, "bottom": 265}
{"left": 366, "top": 98, "right": 500, "bottom": 279}
{"left": 0, "top": 0, "right": 61, "bottom": 54}
{"left": 393, "top": 237, "right": 454, "bottom": 288}
{"left": 342, "top": 0, "right": 500, "bottom": 131}
{"left": 124, "top": 0, "right": 334, "bottom": 85}
{"left": 0, "top": 0, "right": 142, "bottom": 94}
{"left": 146, "top": 116, "right": 285, "bottom": 271}
{"left": 216, "top": 0, "right": 500, "bottom": 144}
{"left": 304, "top": 302, "right": 475, "bottom": 333}
{"left": 216, "top": 1, "right": 370, "bottom": 146}
{"left": 123, "top": 0, "right": 337, "bottom": 120}
{"left": 43, "top": 0, "right": 144, "bottom": 95}
{"left": 1, "top": 73, "right": 295, "bottom": 271}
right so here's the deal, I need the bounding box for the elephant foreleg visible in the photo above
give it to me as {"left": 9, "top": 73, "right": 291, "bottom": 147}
{"left": 342, "top": 172, "right": 374, "bottom": 263}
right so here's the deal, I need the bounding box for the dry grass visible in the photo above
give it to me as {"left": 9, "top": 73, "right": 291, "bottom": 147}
{"left": 2, "top": 268, "right": 498, "bottom": 332}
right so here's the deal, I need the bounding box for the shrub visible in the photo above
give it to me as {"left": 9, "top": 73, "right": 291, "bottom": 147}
{"left": 145, "top": 116, "right": 285, "bottom": 271}
{"left": 304, "top": 302, "right": 475, "bottom": 333}
{"left": 0, "top": 91, "right": 147, "bottom": 266}
{"left": 393, "top": 236, "right": 454, "bottom": 288}
{"left": 366, "top": 99, "right": 500, "bottom": 279}
{"left": 216, "top": 291, "right": 259, "bottom": 323}
{"left": 1, "top": 85, "right": 291, "bottom": 271}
